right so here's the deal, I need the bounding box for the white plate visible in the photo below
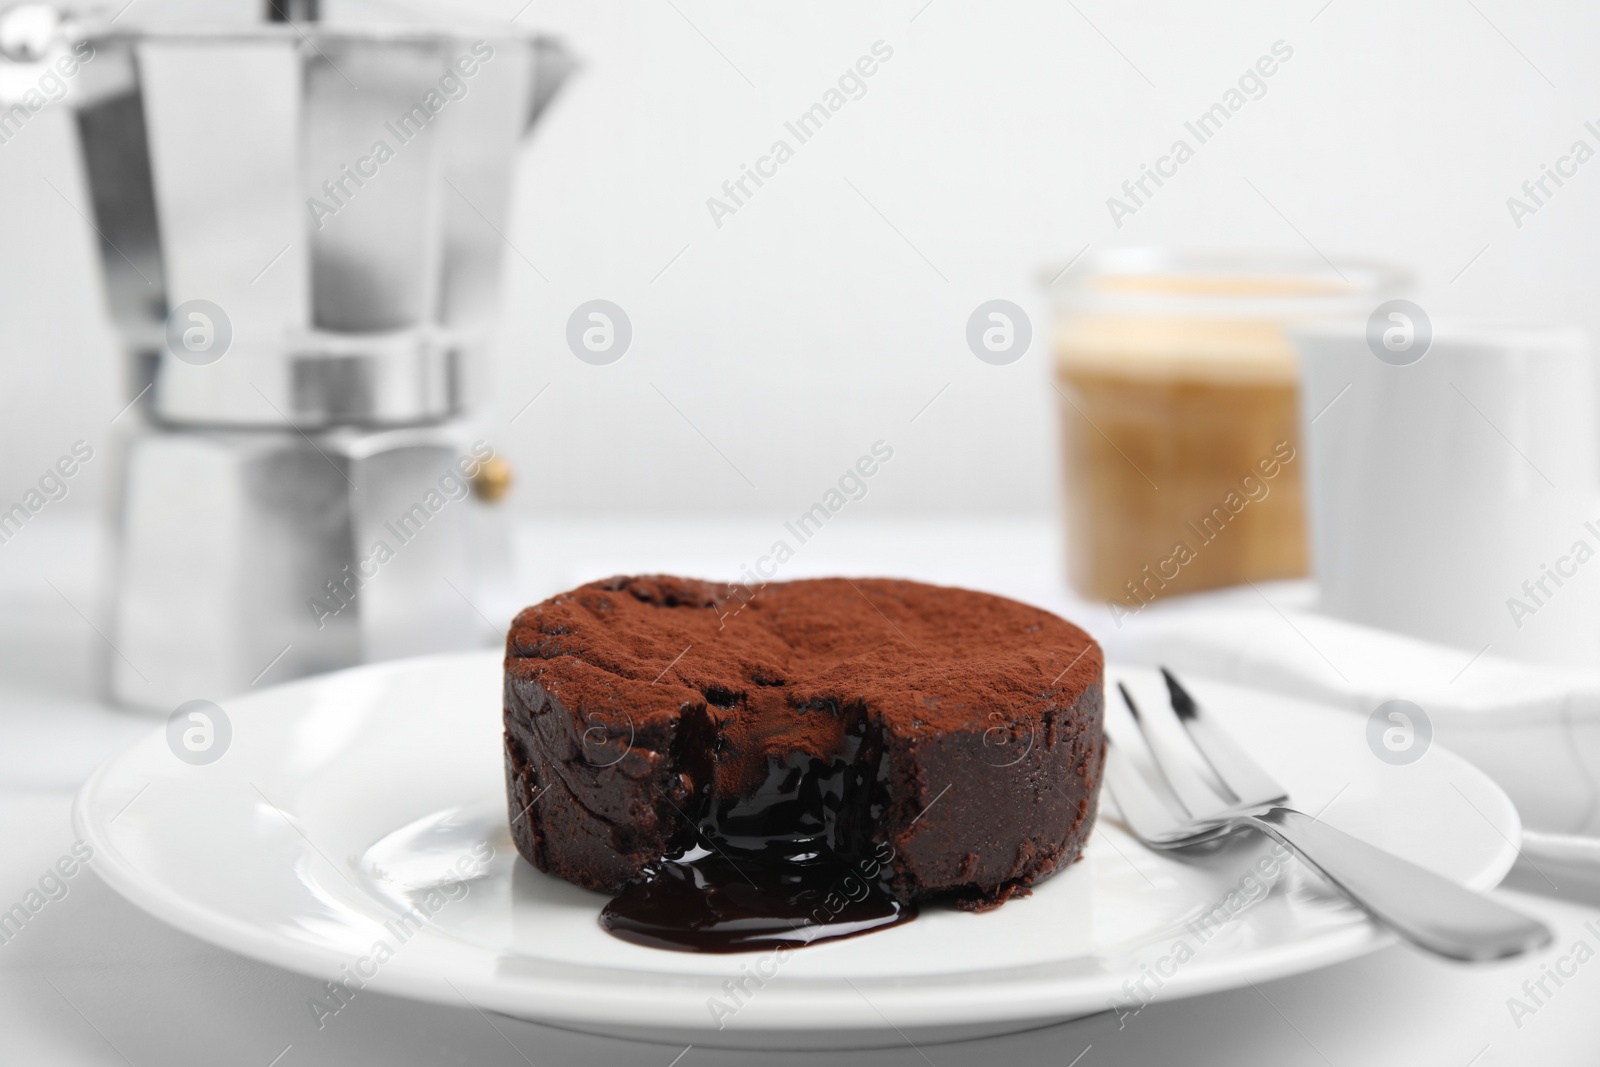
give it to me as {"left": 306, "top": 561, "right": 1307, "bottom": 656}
{"left": 75, "top": 651, "right": 1520, "bottom": 1050}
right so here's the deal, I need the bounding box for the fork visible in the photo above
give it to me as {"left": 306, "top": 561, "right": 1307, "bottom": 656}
{"left": 1104, "top": 668, "right": 1552, "bottom": 962}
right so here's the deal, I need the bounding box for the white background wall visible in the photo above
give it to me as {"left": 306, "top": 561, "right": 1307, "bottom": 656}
{"left": 3, "top": 0, "right": 1599, "bottom": 522}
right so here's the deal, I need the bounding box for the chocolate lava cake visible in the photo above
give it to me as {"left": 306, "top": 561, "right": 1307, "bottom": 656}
{"left": 503, "top": 575, "right": 1104, "bottom": 945}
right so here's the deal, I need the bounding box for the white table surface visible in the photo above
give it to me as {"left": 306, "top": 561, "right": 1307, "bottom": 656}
{"left": 4, "top": 515, "right": 1600, "bottom": 1066}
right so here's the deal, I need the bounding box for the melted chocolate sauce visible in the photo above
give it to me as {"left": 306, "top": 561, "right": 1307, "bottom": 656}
{"left": 600, "top": 841, "right": 913, "bottom": 953}
{"left": 599, "top": 727, "right": 914, "bottom": 953}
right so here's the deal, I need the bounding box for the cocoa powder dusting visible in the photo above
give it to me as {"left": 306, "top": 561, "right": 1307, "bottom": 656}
{"left": 506, "top": 575, "right": 1100, "bottom": 791}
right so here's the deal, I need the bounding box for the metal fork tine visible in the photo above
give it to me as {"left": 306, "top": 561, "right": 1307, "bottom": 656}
{"left": 1107, "top": 669, "right": 1552, "bottom": 962}
{"left": 1102, "top": 740, "right": 1189, "bottom": 845}
{"left": 1161, "top": 668, "right": 1288, "bottom": 809}
{"left": 1117, "top": 680, "right": 1234, "bottom": 820}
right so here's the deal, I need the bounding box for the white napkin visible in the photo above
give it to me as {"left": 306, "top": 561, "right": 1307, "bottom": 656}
{"left": 1104, "top": 600, "right": 1600, "bottom": 841}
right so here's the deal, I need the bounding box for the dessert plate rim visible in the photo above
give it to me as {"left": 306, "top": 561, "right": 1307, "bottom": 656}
{"left": 72, "top": 649, "right": 1520, "bottom": 1047}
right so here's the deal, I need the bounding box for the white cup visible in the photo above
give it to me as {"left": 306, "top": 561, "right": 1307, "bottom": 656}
{"left": 1293, "top": 319, "right": 1600, "bottom": 668}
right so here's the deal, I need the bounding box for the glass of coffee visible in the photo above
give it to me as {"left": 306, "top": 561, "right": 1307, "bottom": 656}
{"left": 1044, "top": 250, "right": 1402, "bottom": 616}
